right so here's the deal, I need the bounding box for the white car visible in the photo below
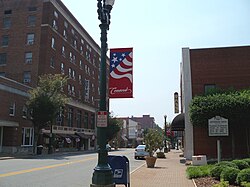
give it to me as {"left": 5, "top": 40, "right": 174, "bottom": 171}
{"left": 134, "top": 145, "right": 149, "bottom": 159}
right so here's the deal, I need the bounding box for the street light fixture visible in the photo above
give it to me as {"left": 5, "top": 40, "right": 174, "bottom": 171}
{"left": 164, "top": 115, "right": 167, "bottom": 153}
{"left": 91, "top": 0, "right": 115, "bottom": 186}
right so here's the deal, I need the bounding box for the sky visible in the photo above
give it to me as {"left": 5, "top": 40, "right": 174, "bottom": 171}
{"left": 61, "top": 0, "right": 250, "bottom": 127}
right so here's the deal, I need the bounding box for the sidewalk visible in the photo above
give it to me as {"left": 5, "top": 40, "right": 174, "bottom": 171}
{"left": 121, "top": 149, "right": 195, "bottom": 187}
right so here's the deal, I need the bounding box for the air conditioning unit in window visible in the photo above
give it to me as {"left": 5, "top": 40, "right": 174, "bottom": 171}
{"left": 27, "top": 41, "right": 34, "bottom": 45}
{"left": 26, "top": 59, "right": 32, "bottom": 64}
{"left": 24, "top": 79, "right": 30, "bottom": 83}
{"left": 53, "top": 25, "right": 58, "bottom": 30}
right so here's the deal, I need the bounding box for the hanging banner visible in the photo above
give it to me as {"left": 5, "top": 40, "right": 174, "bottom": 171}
{"left": 109, "top": 48, "right": 133, "bottom": 98}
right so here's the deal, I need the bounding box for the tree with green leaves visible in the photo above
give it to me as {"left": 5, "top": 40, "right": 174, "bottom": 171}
{"left": 106, "top": 116, "right": 122, "bottom": 143}
{"left": 144, "top": 129, "right": 164, "bottom": 157}
{"left": 26, "top": 74, "right": 68, "bottom": 154}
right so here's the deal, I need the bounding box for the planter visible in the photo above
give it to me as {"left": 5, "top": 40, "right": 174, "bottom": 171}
{"left": 145, "top": 156, "right": 157, "bottom": 168}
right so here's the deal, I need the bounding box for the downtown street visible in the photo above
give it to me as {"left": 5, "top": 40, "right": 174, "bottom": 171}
{"left": 0, "top": 149, "right": 141, "bottom": 187}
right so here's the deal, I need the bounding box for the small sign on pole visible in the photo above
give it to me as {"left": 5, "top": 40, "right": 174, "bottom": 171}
{"left": 208, "top": 116, "right": 229, "bottom": 136}
{"left": 97, "top": 111, "right": 108, "bottom": 127}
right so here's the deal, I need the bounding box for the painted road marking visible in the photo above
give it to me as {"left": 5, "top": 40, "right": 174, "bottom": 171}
{"left": 0, "top": 157, "right": 95, "bottom": 178}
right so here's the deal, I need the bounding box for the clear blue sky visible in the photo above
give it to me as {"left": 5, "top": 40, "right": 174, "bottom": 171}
{"left": 61, "top": 0, "right": 250, "bottom": 127}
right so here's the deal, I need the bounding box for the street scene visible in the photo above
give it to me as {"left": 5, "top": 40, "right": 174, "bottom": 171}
{"left": 1, "top": 0, "right": 250, "bottom": 187}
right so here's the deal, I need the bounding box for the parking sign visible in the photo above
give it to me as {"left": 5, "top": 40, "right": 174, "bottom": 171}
{"left": 97, "top": 111, "right": 108, "bottom": 127}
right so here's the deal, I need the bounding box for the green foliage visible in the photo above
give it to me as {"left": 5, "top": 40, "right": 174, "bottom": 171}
{"left": 236, "top": 168, "right": 250, "bottom": 184}
{"left": 27, "top": 74, "right": 68, "bottom": 127}
{"left": 212, "top": 180, "right": 229, "bottom": 187}
{"left": 156, "top": 152, "right": 166, "bottom": 158}
{"left": 186, "top": 165, "right": 213, "bottom": 179}
{"left": 211, "top": 166, "right": 229, "bottom": 180}
{"left": 190, "top": 89, "right": 250, "bottom": 125}
{"left": 220, "top": 167, "right": 240, "bottom": 185}
{"left": 241, "top": 182, "right": 250, "bottom": 187}
{"left": 243, "top": 158, "right": 250, "bottom": 166}
{"left": 106, "top": 116, "right": 122, "bottom": 142}
{"left": 231, "top": 160, "right": 249, "bottom": 170}
{"left": 144, "top": 129, "right": 164, "bottom": 157}
{"left": 215, "top": 161, "right": 238, "bottom": 169}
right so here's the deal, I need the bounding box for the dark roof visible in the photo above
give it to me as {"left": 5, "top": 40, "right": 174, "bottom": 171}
{"left": 171, "top": 113, "right": 185, "bottom": 131}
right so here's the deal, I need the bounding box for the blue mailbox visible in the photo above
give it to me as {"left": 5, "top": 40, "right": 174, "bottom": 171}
{"left": 108, "top": 155, "right": 130, "bottom": 187}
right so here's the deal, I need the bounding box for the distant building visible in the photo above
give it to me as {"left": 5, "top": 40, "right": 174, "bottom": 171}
{"left": 181, "top": 45, "right": 250, "bottom": 160}
{"left": 131, "top": 115, "right": 157, "bottom": 130}
{"left": 0, "top": 0, "right": 108, "bottom": 154}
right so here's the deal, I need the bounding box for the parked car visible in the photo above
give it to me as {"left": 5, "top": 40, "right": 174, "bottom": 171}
{"left": 106, "top": 144, "right": 112, "bottom": 151}
{"left": 134, "top": 144, "right": 149, "bottom": 159}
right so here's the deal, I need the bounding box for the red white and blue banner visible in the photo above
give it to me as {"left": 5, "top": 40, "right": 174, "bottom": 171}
{"left": 109, "top": 48, "right": 133, "bottom": 98}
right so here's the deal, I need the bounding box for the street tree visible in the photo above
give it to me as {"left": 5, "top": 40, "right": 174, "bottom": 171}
{"left": 26, "top": 74, "right": 68, "bottom": 154}
{"left": 106, "top": 116, "right": 122, "bottom": 143}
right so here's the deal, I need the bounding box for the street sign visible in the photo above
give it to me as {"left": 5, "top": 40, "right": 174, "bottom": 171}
{"left": 208, "top": 116, "right": 229, "bottom": 136}
{"left": 97, "top": 111, "right": 108, "bottom": 127}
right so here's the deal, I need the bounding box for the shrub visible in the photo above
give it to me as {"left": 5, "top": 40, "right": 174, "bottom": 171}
{"left": 220, "top": 167, "right": 240, "bottom": 185}
{"left": 241, "top": 182, "right": 250, "bottom": 187}
{"left": 242, "top": 158, "right": 250, "bottom": 166}
{"left": 211, "top": 165, "right": 228, "bottom": 180}
{"left": 186, "top": 165, "right": 213, "bottom": 179}
{"left": 236, "top": 168, "right": 250, "bottom": 184}
{"left": 232, "top": 160, "right": 249, "bottom": 170}
{"left": 215, "top": 161, "right": 238, "bottom": 169}
{"left": 212, "top": 180, "right": 229, "bottom": 187}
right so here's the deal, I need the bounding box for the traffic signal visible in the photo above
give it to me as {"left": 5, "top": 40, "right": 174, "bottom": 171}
{"left": 174, "top": 92, "right": 179, "bottom": 113}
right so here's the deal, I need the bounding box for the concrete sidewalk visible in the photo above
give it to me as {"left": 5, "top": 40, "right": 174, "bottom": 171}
{"left": 119, "top": 150, "right": 195, "bottom": 187}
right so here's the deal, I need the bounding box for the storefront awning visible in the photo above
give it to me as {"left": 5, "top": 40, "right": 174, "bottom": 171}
{"left": 76, "top": 132, "right": 93, "bottom": 139}
{"left": 57, "top": 134, "right": 72, "bottom": 138}
{"left": 171, "top": 113, "right": 185, "bottom": 131}
{"left": 0, "top": 120, "right": 19, "bottom": 127}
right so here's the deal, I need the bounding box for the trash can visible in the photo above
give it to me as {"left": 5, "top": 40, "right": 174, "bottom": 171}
{"left": 37, "top": 145, "right": 43, "bottom": 155}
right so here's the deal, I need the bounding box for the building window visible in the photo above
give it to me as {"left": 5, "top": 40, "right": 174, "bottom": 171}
{"left": 84, "top": 112, "right": 89, "bottom": 128}
{"left": 23, "top": 71, "right": 31, "bottom": 83}
{"left": 26, "top": 33, "right": 34, "bottom": 45}
{"left": 72, "top": 85, "right": 75, "bottom": 96}
{"left": 0, "top": 53, "right": 7, "bottom": 65}
{"left": 25, "top": 52, "right": 32, "bottom": 64}
{"left": 0, "top": 72, "right": 6, "bottom": 77}
{"left": 27, "top": 15, "right": 36, "bottom": 26}
{"left": 204, "top": 84, "right": 216, "bottom": 94}
{"left": 28, "top": 7, "right": 37, "bottom": 12}
{"left": 22, "top": 105, "right": 28, "bottom": 118}
{"left": 52, "top": 20, "right": 58, "bottom": 30}
{"left": 50, "top": 57, "right": 55, "bottom": 68}
{"left": 22, "top": 128, "right": 34, "bottom": 146}
{"left": 67, "top": 108, "right": 73, "bottom": 127}
{"left": 76, "top": 110, "right": 82, "bottom": 128}
{"left": 90, "top": 114, "right": 95, "bottom": 129}
{"left": 56, "top": 108, "right": 64, "bottom": 126}
{"left": 79, "top": 60, "right": 83, "bottom": 69}
{"left": 61, "top": 62, "right": 64, "bottom": 74}
{"left": 51, "top": 37, "right": 55, "bottom": 49}
{"left": 68, "top": 68, "right": 72, "bottom": 78}
{"left": 64, "top": 21, "right": 68, "bottom": 28}
{"left": 1, "top": 35, "right": 9, "bottom": 46}
{"left": 73, "top": 40, "right": 77, "bottom": 48}
{"left": 79, "top": 74, "right": 82, "bottom": 84}
{"left": 72, "top": 69, "right": 75, "bottom": 80}
{"left": 9, "top": 102, "right": 15, "bottom": 116}
{"left": 3, "top": 17, "right": 11, "bottom": 29}
{"left": 54, "top": 11, "right": 58, "bottom": 18}
{"left": 63, "top": 30, "right": 67, "bottom": 39}
{"left": 61, "top": 46, "right": 65, "bottom": 56}
{"left": 4, "top": 10, "right": 12, "bottom": 15}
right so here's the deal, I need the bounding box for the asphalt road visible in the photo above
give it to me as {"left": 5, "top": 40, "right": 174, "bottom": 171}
{"left": 0, "top": 148, "right": 144, "bottom": 187}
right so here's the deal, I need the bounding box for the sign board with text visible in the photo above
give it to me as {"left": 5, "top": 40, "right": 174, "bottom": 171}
{"left": 208, "top": 116, "right": 229, "bottom": 136}
{"left": 97, "top": 111, "right": 108, "bottom": 127}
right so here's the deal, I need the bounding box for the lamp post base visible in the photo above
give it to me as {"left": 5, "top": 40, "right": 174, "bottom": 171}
{"left": 91, "top": 166, "right": 114, "bottom": 186}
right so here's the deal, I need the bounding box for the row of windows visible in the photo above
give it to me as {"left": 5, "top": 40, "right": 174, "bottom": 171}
{"left": 1, "top": 33, "right": 34, "bottom": 47}
{"left": 7, "top": 101, "right": 95, "bottom": 129}
{"left": 2, "top": 15, "right": 36, "bottom": 29}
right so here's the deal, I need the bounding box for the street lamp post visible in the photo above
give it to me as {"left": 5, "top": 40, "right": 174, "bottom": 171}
{"left": 164, "top": 115, "right": 167, "bottom": 153}
{"left": 91, "top": 0, "right": 115, "bottom": 187}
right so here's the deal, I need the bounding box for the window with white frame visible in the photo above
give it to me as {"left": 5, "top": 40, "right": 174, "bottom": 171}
{"left": 63, "top": 30, "right": 67, "bottom": 39}
{"left": 72, "top": 69, "right": 75, "bottom": 80}
{"left": 51, "top": 37, "right": 55, "bottom": 49}
{"left": 26, "top": 33, "right": 34, "bottom": 45}
{"left": 52, "top": 20, "right": 57, "bottom": 30}
{"left": 22, "top": 105, "right": 27, "bottom": 118}
{"left": 9, "top": 102, "right": 15, "bottom": 116}
{"left": 79, "top": 60, "right": 83, "bottom": 69}
{"left": 23, "top": 71, "right": 31, "bottom": 83}
{"left": 25, "top": 52, "right": 32, "bottom": 64}
{"left": 60, "top": 62, "right": 64, "bottom": 74}
{"left": 50, "top": 57, "right": 55, "bottom": 68}
{"left": 68, "top": 68, "right": 72, "bottom": 78}
{"left": 27, "top": 15, "right": 36, "bottom": 26}
{"left": 61, "top": 45, "right": 65, "bottom": 56}
{"left": 22, "top": 128, "right": 34, "bottom": 146}
{"left": 54, "top": 11, "right": 58, "bottom": 18}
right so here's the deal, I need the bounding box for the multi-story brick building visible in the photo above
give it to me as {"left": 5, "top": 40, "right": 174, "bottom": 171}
{"left": 181, "top": 45, "right": 250, "bottom": 160}
{"left": 0, "top": 0, "right": 108, "bottom": 154}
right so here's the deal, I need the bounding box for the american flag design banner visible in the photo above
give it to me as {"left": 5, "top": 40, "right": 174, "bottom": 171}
{"left": 109, "top": 48, "right": 133, "bottom": 98}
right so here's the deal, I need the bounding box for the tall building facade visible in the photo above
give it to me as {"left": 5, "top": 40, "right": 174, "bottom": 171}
{"left": 0, "top": 0, "right": 108, "bottom": 154}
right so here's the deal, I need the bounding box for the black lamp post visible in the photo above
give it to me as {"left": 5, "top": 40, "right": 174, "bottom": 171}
{"left": 164, "top": 115, "right": 167, "bottom": 153}
{"left": 91, "top": 0, "right": 115, "bottom": 186}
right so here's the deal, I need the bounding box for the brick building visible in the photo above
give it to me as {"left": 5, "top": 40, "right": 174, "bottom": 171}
{"left": 181, "top": 45, "right": 250, "bottom": 160}
{"left": 0, "top": 0, "right": 107, "bottom": 154}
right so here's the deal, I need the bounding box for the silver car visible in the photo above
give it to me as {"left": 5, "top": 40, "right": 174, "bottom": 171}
{"left": 134, "top": 145, "right": 149, "bottom": 159}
